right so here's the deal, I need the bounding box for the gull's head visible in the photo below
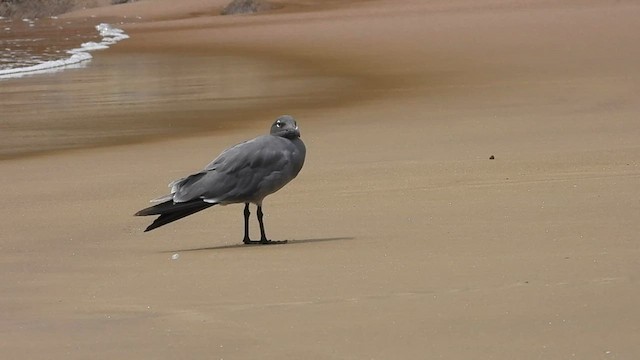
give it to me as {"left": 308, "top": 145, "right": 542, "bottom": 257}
{"left": 270, "top": 115, "right": 300, "bottom": 139}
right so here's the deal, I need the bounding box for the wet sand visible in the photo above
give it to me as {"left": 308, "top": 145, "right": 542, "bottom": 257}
{"left": 2, "top": 0, "right": 640, "bottom": 358}
{"left": 0, "top": 42, "right": 356, "bottom": 159}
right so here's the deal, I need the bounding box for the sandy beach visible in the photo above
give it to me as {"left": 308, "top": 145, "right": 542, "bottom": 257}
{"left": 2, "top": 0, "right": 639, "bottom": 358}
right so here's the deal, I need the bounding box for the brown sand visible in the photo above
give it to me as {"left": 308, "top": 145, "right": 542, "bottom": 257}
{"left": 2, "top": 0, "right": 640, "bottom": 358}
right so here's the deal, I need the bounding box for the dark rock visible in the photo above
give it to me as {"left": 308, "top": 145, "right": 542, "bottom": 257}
{"left": 0, "top": 0, "right": 74, "bottom": 18}
{"left": 221, "top": 0, "right": 273, "bottom": 15}
{"left": 489, "top": 155, "right": 495, "bottom": 160}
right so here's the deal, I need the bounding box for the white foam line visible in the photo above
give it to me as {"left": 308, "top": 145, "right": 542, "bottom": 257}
{"left": 0, "top": 23, "right": 129, "bottom": 80}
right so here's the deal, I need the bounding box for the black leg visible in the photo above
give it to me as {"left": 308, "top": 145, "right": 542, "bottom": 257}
{"left": 256, "top": 205, "right": 287, "bottom": 245}
{"left": 242, "top": 204, "right": 286, "bottom": 245}
{"left": 257, "top": 205, "right": 268, "bottom": 242}
{"left": 242, "top": 203, "right": 251, "bottom": 244}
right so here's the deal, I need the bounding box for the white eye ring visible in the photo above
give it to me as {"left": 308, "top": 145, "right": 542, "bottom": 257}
{"left": 276, "top": 121, "right": 283, "bottom": 128}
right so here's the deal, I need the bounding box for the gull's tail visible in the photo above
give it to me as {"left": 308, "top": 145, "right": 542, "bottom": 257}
{"left": 135, "top": 200, "right": 216, "bottom": 232}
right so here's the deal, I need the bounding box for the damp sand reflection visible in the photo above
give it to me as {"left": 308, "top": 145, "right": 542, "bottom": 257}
{"left": 0, "top": 51, "right": 354, "bottom": 159}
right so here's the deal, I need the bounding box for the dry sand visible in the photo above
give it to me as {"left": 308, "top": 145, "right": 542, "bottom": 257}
{"left": 2, "top": 0, "right": 640, "bottom": 358}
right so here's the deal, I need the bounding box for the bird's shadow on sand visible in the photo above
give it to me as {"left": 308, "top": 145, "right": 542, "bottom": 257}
{"left": 162, "top": 236, "right": 355, "bottom": 253}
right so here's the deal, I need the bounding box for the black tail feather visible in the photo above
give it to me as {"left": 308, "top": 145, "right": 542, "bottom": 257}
{"left": 135, "top": 200, "right": 216, "bottom": 232}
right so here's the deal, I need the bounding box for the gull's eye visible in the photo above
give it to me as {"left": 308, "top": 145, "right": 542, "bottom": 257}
{"left": 276, "top": 121, "right": 283, "bottom": 128}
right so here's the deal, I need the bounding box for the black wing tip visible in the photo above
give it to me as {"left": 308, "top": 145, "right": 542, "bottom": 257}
{"left": 135, "top": 200, "right": 174, "bottom": 217}
{"left": 135, "top": 208, "right": 157, "bottom": 216}
{"left": 142, "top": 218, "right": 164, "bottom": 232}
{"left": 137, "top": 201, "right": 217, "bottom": 233}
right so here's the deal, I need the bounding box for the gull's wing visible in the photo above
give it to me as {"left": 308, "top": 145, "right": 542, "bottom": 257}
{"left": 168, "top": 135, "right": 302, "bottom": 204}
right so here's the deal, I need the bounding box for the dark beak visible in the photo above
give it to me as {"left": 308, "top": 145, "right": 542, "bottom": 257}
{"left": 286, "top": 127, "right": 300, "bottom": 138}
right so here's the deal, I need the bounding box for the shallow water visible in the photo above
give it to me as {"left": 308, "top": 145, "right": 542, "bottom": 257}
{"left": 0, "top": 17, "right": 99, "bottom": 72}
{"left": 0, "top": 17, "right": 129, "bottom": 79}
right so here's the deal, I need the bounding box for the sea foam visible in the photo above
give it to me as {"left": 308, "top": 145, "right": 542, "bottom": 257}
{"left": 0, "top": 23, "right": 129, "bottom": 80}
